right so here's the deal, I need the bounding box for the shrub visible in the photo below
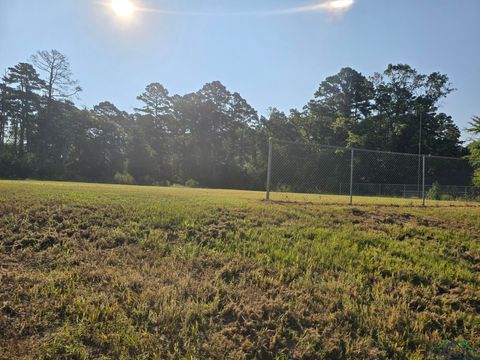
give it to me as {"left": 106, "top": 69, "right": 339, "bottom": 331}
{"left": 185, "top": 179, "right": 200, "bottom": 188}
{"left": 473, "top": 169, "right": 480, "bottom": 187}
{"left": 426, "top": 181, "right": 441, "bottom": 200}
{"left": 276, "top": 183, "right": 292, "bottom": 193}
{"left": 113, "top": 172, "right": 135, "bottom": 185}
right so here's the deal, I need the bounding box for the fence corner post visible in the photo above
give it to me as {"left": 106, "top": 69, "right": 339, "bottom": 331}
{"left": 349, "top": 148, "right": 354, "bottom": 205}
{"left": 266, "top": 137, "right": 272, "bottom": 201}
{"left": 422, "top": 155, "right": 426, "bottom": 206}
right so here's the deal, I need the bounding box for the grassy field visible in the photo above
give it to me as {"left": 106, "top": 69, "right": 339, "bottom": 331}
{"left": 0, "top": 180, "right": 479, "bottom": 359}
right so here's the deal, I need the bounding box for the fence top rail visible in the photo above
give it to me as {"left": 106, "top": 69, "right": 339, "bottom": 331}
{"left": 271, "top": 139, "right": 471, "bottom": 161}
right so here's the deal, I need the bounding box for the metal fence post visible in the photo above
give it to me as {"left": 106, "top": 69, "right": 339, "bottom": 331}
{"left": 266, "top": 137, "right": 272, "bottom": 200}
{"left": 349, "top": 148, "right": 354, "bottom": 205}
{"left": 422, "top": 155, "right": 426, "bottom": 206}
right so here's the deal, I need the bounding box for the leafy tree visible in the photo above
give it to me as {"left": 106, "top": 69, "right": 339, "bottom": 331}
{"left": 369, "top": 64, "right": 456, "bottom": 154}
{"left": 126, "top": 125, "right": 158, "bottom": 183}
{"left": 62, "top": 105, "right": 126, "bottom": 181}
{"left": 467, "top": 116, "right": 480, "bottom": 186}
{"left": 93, "top": 101, "right": 130, "bottom": 128}
{"left": 313, "top": 67, "right": 374, "bottom": 121}
{"left": 260, "top": 108, "right": 301, "bottom": 142}
{"left": 303, "top": 67, "right": 374, "bottom": 146}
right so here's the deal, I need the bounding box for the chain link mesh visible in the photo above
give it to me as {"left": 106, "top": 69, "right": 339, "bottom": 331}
{"left": 270, "top": 141, "right": 351, "bottom": 194}
{"left": 268, "top": 139, "right": 479, "bottom": 203}
{"left": 425, "top": 156, "right": 479, "bottom": 200}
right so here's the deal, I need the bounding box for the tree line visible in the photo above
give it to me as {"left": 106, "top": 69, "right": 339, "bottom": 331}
{"left": 0, "top": 50, "right": 479, "bottom": 188}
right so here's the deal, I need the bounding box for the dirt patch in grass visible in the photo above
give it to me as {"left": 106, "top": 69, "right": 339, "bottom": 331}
{"left": 345, "top": 207, "right": 475, "bottom": 234}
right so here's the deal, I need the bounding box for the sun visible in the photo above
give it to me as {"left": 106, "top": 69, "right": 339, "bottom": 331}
{"left": 111, "top": 0, "right": 135, "bottom": 18}
{"left": 327, "top": 0, "right": 354, "bottom": 10}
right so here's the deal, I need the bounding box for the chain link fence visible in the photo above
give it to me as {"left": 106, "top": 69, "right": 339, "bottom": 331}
{"left": 265, "top": 139, "right": 479, "bottom": 204}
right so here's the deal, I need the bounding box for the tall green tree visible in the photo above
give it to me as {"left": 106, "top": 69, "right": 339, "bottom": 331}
{"left": 467, "top": 116, "right": 480, "bottom": 186}
{"left": 369, "top": 64, "right": 457, "bottom": 154}
{"left": 134, "top": 83, "right": 174, "bottom": 182}
{"left": 31, "top": 50, "right": 81, "bottom": 172}
{"left": 0, "top": 76, "right": 8, "bottom": 148}
{"left": 2, "top": 63, "right": 44, "bottom": 157}
{"left": 135, "top": 83, "right": 172, "bottom": 128}
{"left": 303, "top": 67, "right": 374, "bottom": 146}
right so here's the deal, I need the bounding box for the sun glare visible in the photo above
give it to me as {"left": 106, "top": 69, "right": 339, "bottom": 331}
{"left": 111, "top": 0, "right": 134, "bottom": 18}
{"left": 323, "top": 0, "right": 354, "bottom": 10}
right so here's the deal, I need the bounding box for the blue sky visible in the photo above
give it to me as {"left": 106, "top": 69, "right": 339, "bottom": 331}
{"left": 1, "top": 0, "right": 479, "bottom": 139}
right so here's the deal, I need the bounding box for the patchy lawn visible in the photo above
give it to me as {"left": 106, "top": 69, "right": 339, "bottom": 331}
{"left": 0, "top": 181, "right": 479, "bottom": 359}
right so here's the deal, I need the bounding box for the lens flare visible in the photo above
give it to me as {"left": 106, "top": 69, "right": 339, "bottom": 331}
{"left": 283, "top": 0, "right": 355, "bottom": 14}
{"left": 111, "top": 0, "right": 134, "bottom": 18}
{"left": 105, "top": 0, "right": 354, "bottom": 17}
{"left": 324, "top": 0, "right": 354, "bottom": 10}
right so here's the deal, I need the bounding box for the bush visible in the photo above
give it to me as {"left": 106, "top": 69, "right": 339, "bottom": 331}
{"left": 426, "top": 182, "right": 441, "bottom": 200}
{"left": 473, "top": 169, "right": 480, "bottom": 187}
{"left": 185, "top": 179, "right": 200, "bottom": 188}
{"left": 113, "top": 172, "right": 135, "bottom": 185}
{"left": 276, "top": 183, "right": 292, "bottom": 193}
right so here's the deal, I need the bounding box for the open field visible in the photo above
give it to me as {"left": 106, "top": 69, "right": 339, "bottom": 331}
{"left": 0, "top": 180, "right": 479, "bottom": 359}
